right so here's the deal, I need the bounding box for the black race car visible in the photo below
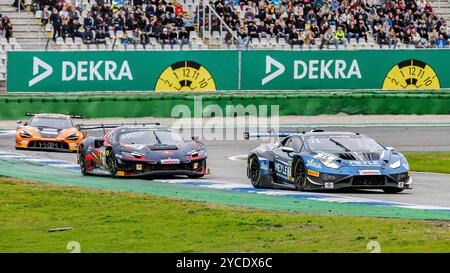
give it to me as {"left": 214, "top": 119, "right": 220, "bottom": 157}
{"left": 77, "top": 123, "right": 207, "bottom": 178}
{"left": 245, "top": 129, "right": 411, "bottom": 193}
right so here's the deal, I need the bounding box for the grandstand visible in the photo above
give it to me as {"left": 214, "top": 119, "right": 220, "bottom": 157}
{"left": 0, "top": 0, "right": 449, "bottom": 86}
{"left": 0, "top": 0, "right": 449, "bottom": 51}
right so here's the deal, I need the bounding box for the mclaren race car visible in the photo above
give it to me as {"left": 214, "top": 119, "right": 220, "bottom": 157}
{"left": 77, "top": 123, "right": 207, "bottom": 178}
{"left": 15, "top": 113, "right": 85, "bottom": 152}
{"left": 246, "top": 130, "right": 411, "bottom": 193}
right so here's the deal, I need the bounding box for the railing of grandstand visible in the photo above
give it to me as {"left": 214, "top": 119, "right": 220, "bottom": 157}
{"left": 200, "top": 1, "right": 240, "bottom": 48}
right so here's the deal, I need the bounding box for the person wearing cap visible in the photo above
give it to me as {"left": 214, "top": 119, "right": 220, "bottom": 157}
{"left": 159, "top": 27, "right": 169, "bottom": 48}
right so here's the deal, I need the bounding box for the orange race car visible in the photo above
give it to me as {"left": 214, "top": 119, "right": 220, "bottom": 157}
{"left": 15, "top": 113, "right": 85, "bottom": 152}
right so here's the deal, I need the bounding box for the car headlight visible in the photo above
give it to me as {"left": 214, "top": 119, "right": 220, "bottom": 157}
{"left": 187, "top": 149, "right": 206, "bottom": 157}
{"left": 389, "top": 160, "right": 401, "bottom": 169}
{"left": 66, "top": 133, "right": 79, "bottom": 140}
{"left": 19, "top": 130, "right": 32, "bottom": 138}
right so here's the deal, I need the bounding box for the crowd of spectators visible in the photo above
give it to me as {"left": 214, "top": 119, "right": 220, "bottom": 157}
{"left": 34, "top": 0, "right": 196, "bottom": 48}
{"left": 212, "top": 0, "right": 449, "bottom": 49}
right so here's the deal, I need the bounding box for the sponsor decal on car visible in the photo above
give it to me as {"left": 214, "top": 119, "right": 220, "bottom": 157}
{"left": 358, "top": 170, "right": 381, "bottom": 175}
{"left": 159, "top": 151, "right": 175, "bottom": 156}
{"left": 275, "top": 161, "right": 291, "bottom": 180}
{"left": 161, "top": 159, "right": 180, "bottom": 164}
{"left": 307, "top": 169, "right": 320, "bottom": 177}
{"left": 348, "top": 160, "right": 381, "bottom": 166}
{"left": 258, "top": 158, "right": 270, "bottom": 176}
{"left": 306, "top": 159, "right": 322, "bottom": 169}
{"left": 314, "top": 153, "right": 338, "bottom": 163}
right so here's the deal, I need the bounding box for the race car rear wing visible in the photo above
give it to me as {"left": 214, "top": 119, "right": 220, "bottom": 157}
{"left": 77, "top": 122, "right": 162, "bottom": 133}
{"left": 243, "top": 131, "right": 296, "bottom": 140}
{"left": 243, "top": 129, "right": 325, "bottom": 139}
{"left": 25, "top": 112, "right": 85, "bottom": 119}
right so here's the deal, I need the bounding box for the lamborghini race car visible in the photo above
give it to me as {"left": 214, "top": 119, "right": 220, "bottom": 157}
{"left": 246, "top": 130, "right": 411, "bottom": 193}
{"left": 15, "top": 113, "right": 85, "bottom": 152}
{"left": 77, "top": 123, "right": 207, "bottom": 178}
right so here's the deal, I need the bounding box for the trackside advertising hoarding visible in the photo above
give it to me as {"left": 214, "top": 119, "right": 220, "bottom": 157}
{"left": 6, "top": 51, "right": 239, "bottom": 92}
{"left": 6, "top": 50, "right": 449, "bottom": 92}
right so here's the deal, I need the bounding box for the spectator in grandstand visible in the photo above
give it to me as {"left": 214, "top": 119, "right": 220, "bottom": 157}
{"left": 238, "top": 26, "right": 249, "bottom": 46}
{"left": 1, "top": 16, "right": 13, "bottom": 42}
{"left": 410, "top": 28, "right": 422, "bottom": 47}
{"left": 119, "top": 31, "right": 134, "bottom": 45}
{"left": 333, "top": 26, "right": 346, "bottom": 48}
{"left": 83, "top": 12, "right": 95, "bottom": 30}
{"left": 247, "top": 21, "right": 259, "bottom": 40}
{"left": 436, "top": 34, "right": 448, "bottom": 48}
{"left": 288, "top": 26, "right": 303, "bottom": 47}
{"left": 61, "top": 18, "right": 70, "bottom": 40}
{"left": 346, "top": 21, "right": 359, "bottom": 43}
{"left": 358, "top": 21, "right": 368, "bottom": 43}
{"left": 159, "top": 27, "right": 170, "bottom": 48}
{"left": 304, "top": 27, "right": 316, "bottom": 47}
{"left": 82, "top": 26, "right": 94, "bottom": 44}
{"left": 428, "top": 28, "right": 439, "bottom": 47}
{"left": 320, "top": 26, "right": 334, "bottom": 49}
{"left": 40, "top": 6, "right": 51, "bottom": 26}
{"left": 387, "top": 29, "right": 399, "bottom": 49}
{"left": 68, "top": 19, "right": 83, "bottom": 40}
{"left": 377, "top": 26, "right": 388, "bottom": 48}
{"left": 95, "top": 28, "right": 107, "bottom": 45}
{"left": 50, "top": 8, "right": 61, "bottom": 41}
{"left": 178, "top": 27, "right": 190, "bottom": 48}
{"left": 169, "top": 27, "right": 178, "bottom": 47}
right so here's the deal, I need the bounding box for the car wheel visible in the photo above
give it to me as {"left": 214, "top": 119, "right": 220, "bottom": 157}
{"left": 293, "top": 157, "right": 308, "bottom": 191}
{"left": 249, "top": 155, "right": 262, "bottom": 188}
{"left": 383, "top": 188, "right": 404, "bottom": 193}
{"left": 107, "top": 150, "right": 118, "bottom": 178}
{"left": 79, "top": 150, "right": 89, "bottom": 176}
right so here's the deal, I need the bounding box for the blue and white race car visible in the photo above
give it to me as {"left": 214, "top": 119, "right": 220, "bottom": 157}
{"left": 245, "top": 130, "right": 411, "bottom": 193}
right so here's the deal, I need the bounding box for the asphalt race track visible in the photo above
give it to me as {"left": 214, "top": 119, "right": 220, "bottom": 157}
{"left": 1, "top": 126, "right": 449, "bottom": 208}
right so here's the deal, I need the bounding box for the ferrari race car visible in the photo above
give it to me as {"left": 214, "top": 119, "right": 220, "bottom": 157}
{"left": 77, "top": 123, "right": 207, "bottom": 178}
{"left": 15, "top": 113, "right": 85, "bottom": 152}
{"left": 246, "top": 130, "right": 411, "bottom": 193}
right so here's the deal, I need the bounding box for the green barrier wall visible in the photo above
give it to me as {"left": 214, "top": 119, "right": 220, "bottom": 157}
{"left": 6, "top": 49, "right": 450, "bottom": 92}
{"left": 1, "top": 92, "right": 449, "bottom": 120}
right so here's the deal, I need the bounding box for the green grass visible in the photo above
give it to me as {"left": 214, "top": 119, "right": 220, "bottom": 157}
{"left": 0, "top": 178, "right": 449, "bottom": 253}
{"left": 404, "top": 152, "right": 450, "bottom": 174}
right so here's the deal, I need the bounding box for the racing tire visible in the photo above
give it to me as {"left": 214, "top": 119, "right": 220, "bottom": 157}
{"left": 293, "top": 157, "right": 308, "bottom": 191}
{"left": 249, "top": 155, "right": 262, "bottom": 188}
{"left": 79, "top": 150, "right": 90, "bottom": 176}
{"left": 383, "top": 188, "right": 404, "bottom": 193}
{"left": 107, "top": 150, "right": 118, "bottom": 178}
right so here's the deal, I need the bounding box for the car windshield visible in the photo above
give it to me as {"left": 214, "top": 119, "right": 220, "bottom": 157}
{"left": 305, "top": 136, "right": 384, "bottom": 152}
{"left": 28, "top": 117, "right": 73, "bottom": 129}
{"left": 118, "top": 130, "right": 184, "bottom": 145}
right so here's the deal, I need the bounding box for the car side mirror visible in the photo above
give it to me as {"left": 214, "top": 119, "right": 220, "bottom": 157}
{"left": 17, "top": 120, "right": 22, "bottom": 124}
{"left": 386, "top": 147, "right": 394, "bottom": 151}
{"left": 281, "top": 147, "right": 295, "bottom": 153}
{"left": 191, "top": 136, "right": 199, "bottom": 141}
